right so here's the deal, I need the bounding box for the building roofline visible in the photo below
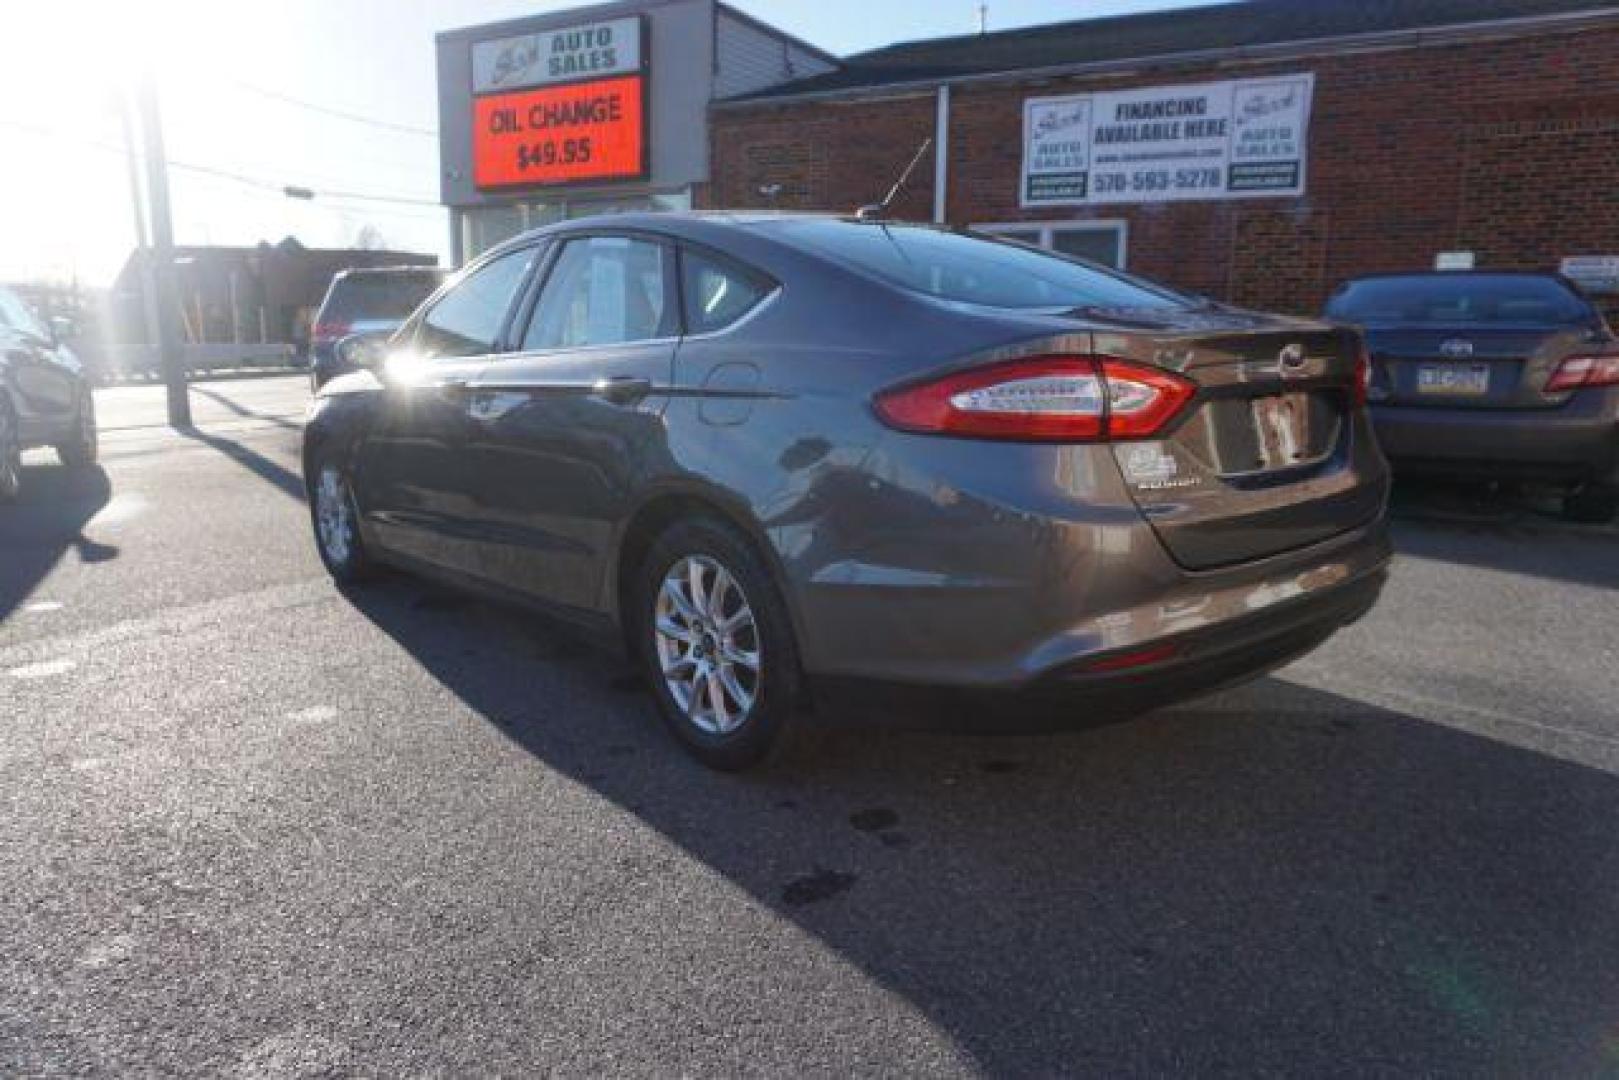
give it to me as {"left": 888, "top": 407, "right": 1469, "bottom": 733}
{"left": 436, "top": 0, "right": 698, "bottom": 44}
{"left": 714, "top": 1, "right": 842, "bottom": 69}
{"left": 715, "top": 5, "right": 1619, "bottom": 109}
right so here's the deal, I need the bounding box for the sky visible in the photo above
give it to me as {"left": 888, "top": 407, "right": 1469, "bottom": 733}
{"left": 0, "top": 0, "right": 1212, "bottom": 286}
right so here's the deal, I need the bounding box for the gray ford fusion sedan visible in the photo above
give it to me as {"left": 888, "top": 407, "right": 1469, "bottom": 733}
{"left": 304, "top": 213, "right": 1391, "bottom": 769}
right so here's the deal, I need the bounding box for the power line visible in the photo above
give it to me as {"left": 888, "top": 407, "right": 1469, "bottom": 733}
{"left": 0, "top": 117, "right": 443, "bottom": 208}
{"left": 227, "top": 79, "right": 439, "bottom": 138}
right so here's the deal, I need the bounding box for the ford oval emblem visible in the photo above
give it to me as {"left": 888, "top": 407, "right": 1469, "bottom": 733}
{"left": 1279, "top": 343, "right": 1308, "bottom": 373}
{"left": 1440, "top": 339, "right": 1475, "bottom": 358}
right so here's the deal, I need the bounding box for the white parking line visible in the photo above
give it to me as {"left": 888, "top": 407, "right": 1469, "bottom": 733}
{"left": 23, "top": 601, "right": 64, "bottom": 614}
{"left": 6, "top": 658, "right": 77, "bottom": 680}
{"left": 286, "top": 705, "right": 338, "bottom": 724}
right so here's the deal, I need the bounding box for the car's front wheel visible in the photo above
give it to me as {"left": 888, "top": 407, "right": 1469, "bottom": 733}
{"left": 0, "top": 400, "right": 21, "bottom": 503}
{"left": 309, "top": 451, "right": 375, "bottom": 583}
{"left": 55, "top": 390, "right": 98, "bottom": 467}
{"left": 636, "top": 518, "right": 801, "bottom": 771}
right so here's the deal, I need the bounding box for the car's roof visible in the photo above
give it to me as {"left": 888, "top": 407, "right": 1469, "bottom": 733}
{"left": 1336, "top": 270, "right": 1568, "bottom": 283}
{"left": 334, "top": 265, "right": 447, "bottom": 278}
{"left": 475, "top": 211, "right": 948, "bottom": 268}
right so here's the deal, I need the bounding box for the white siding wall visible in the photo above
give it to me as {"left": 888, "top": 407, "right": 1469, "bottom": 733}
{"left": 714, "top": 9, "right": 836, "bottom": 100}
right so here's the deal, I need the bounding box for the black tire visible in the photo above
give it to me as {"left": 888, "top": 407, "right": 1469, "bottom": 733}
{"left": 0, "top": 399, "right": 21, "bottom": 504}
{"left": 308, "top": 447, "right": 376, "bottom": 584}
{"left": 54, "top": 390, "right": 98, "bottom": 467}
{"left": 634, "top": 517, "right": 801, "bottom": 771}
{"left": 1563, "top": 483, "right": 1619, "bottom": 525}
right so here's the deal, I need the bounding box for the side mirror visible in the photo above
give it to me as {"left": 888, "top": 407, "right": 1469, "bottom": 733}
{"left": 48, "top": 315, "right": 75, "bottom": 346}
{"left": 335, "top": 331, "right": 391, "bottom": 370}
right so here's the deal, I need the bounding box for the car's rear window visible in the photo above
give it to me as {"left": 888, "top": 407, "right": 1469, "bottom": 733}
{"left": 1326, "top": 275, "right": 1594, "bottom": 326}
{"left": 322, "top": 271, "right": 446, "bottom": 321}
{"left": 762, "top": 219, "right": 1187, "bottom": 311}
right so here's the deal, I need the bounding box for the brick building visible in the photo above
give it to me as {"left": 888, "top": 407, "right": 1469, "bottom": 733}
{"left": 704, "top": 0, "right": 1619, "bottom": 315}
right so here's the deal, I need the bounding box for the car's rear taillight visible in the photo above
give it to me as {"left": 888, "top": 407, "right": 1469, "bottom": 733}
{"left": 1546, "top": 354, "right": 1619, "bottom": 392}
{"left": 1353, "top": 344, "right": 1372, "bottom": 407}
{"left": 312, "top": 320, "right": 352, "bottom": 344}
{"left": 873, "top": 355, "right": 1195, "bottom": 443}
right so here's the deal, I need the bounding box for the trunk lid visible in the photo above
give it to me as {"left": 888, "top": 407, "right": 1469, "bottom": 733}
{"left": 1083, "top": 306, "right": 1386, "bottom": 570}
{"left": 1363, "top": 325, "right": 1595, "bottom": 409}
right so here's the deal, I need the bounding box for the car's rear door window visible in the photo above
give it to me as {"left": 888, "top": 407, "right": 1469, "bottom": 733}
{"left": 521, "top": 236, "right": 674, "bottom": 351}
{"left": 414, "top": 247, "right": 536, "bottom": 359}
{"left": 679, "top": 248, "right": 772, "bottom": 334}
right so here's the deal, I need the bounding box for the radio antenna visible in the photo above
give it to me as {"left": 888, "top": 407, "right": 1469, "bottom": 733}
{"left": 856, "top": 137, "right": 934, "bottom": 221}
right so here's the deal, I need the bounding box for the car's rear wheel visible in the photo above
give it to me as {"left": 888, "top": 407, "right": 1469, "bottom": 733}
{"left": 310, "top": 452, "right": 375, "bottom": 583}
{"left": 636, "top": 518, "right": 800, "bottom": 771}
{"left": 54, "top": 390, "right": 98, "bottom": 467}
{"left": 0, "top": 400, "right": 21, "bottom": 504}
{"left": 1563, "top": 483, "right": 1619, "bottom": 524}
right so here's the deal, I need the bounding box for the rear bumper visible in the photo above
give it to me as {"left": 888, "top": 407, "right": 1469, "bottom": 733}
{"left": 1035, "top": 561, "right": 1384, "bottom": 708}
{"left": 810, "top": 556, "right": 1387, "bottom": 728}
{"left": 1371, "top": 388, "right": 1619, "bottom": 482}
{"left": 796, "top": 511, "right": 1391, "bottom": 693}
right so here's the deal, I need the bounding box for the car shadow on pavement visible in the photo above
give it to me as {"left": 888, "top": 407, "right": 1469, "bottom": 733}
{"left": 345, "top": 580, "right": 1619, "bottom": 1076}
{"left": 189, "top": 386, "right": 304, "bottom": 432}
{"left": 0, "top": 461, "right": 115, "bottom": 620}
{"left": 1391, "top": 516, "right": 1619, "bottom": 591}
{"left": 1390, "top": 479, "right": 1619, "bottom": 590}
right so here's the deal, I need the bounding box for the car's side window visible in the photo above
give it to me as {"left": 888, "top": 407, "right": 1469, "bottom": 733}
{"left": 414, "top": 246, "right": 535, "bottom": 360}
{"left": 521, "top": 236, "right": 672, "bottom": 352}
{"left": 0, "top": 289, "right": 43, "bottom": 337}
{"left": 680, "top": 248, "right": 772, "bottom": 335}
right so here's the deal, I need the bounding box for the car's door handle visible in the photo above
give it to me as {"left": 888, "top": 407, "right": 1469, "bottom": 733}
{"left": 592, "top": 376, "right": 652, "bottom": 405}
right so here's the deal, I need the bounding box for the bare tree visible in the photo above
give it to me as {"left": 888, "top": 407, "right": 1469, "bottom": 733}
{"left": 353, "top": 224, "right": 387, "bottom": 251}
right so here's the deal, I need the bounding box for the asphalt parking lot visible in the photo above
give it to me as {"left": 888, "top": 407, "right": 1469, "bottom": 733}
{"left": 2, "top": 375, "right": 1616, "bottom": 1076}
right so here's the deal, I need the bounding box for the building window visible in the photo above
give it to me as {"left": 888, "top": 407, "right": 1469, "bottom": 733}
{"left": 460, "top": 189, "right": 696, "bottom": 262}
{"left": 972, "top": 220, "right": 1128, "bottom": 270}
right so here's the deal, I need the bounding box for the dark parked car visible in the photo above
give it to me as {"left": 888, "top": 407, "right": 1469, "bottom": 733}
{"left": 304, "top": 214, "right": 1390, "bottom": 769}
{"left": 309, "top": 266, "right": 447, "bottom": 389}
{"left": 1325, "top": 271, "right": 1619, "bottom": 522}
{"left": 0, "top": 286, "right": 97, "bottom": 502}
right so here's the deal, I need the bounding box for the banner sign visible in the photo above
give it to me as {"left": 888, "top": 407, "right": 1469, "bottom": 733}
{"left": 1022, "top": 74, "right": 1314, "bottom": 207}
{"left": 473, "top": 74, "right": 646, "bottom": 189}
{"left": 1560, "top": 255, "right": 1619, "bottom": 296}
{"left": 473, "top": 16, "right": 642, "bottom": 94}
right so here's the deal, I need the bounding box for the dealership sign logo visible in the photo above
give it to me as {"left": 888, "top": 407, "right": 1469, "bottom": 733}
{"left": 1021, "top": 74, "right": 1315, "bottom": 207}
{"left": 470, "top": 16, "right": 648, "bottom": 190}
{"left": 473, "top": 16, "right": 642, "bottom": 93}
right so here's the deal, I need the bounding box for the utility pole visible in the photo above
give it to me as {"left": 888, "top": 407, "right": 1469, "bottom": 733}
{"left": 116, "top": 92, "right": 164, "bottom": 379}
{"left": 136, "top": 73, "right": 192, "bottom": 428}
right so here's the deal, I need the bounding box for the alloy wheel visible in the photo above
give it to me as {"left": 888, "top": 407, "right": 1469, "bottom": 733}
{"left": 653, "top": 555, "right": 762, "bottom": 735}
{"left": 314, "top": 465, "right": 355, "bottom": 566}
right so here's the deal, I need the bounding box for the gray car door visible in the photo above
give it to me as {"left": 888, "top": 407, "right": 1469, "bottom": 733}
{"left": 354, "top": 244, "right": 541, "bottom": 580}
{"left": 464, "top": 233, "right": 679, "bottom": 612}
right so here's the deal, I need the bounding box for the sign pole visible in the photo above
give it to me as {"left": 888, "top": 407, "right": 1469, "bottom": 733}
{"left": 136, "top": 73, "right": 192, "bottom": 429}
